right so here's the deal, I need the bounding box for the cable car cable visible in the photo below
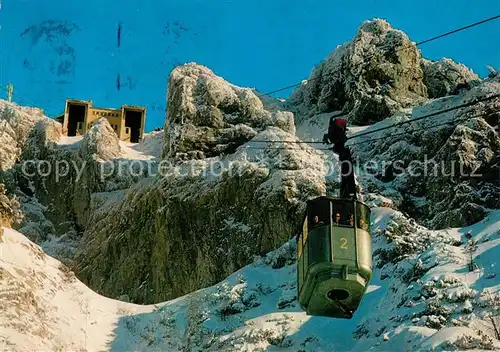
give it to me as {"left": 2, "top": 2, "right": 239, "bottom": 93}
{"left": 246, "top": 93, "right": 500, "bottom": 145}
{"left": 345, "top": 112, "right": 486, "bottom": 147}
{"left": 415, "top": 14, "right": 500, "bottom": 46}
{"left": 258, "top": 14, "right": 500, "bottom": 97}
{"left": 346, "top": 93, "right": 500, "bottom": 140}
{"left": 241, "top": 108, "right": 497, "bottom": 150}
{"left": 242, "top": 115, "right": 484, "bottom": 150}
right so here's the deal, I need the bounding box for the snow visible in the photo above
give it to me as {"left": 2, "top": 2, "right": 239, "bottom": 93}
{"left": 2, "top": 203, "right": 500, "bottom": 351}
{"left": 119, "top": 141, "right": 157, "bottom": 161}
{"left": 55, "top": 131, "right": 161, "bottom": 161}
{"left": 57, "top": 135, "right": 83, "bottom": 146}
{"left": 130, "top": 130, "right": 164, "bottom": 159}
{"left": 0, "top": 227, "right": 156, "bottom": 351}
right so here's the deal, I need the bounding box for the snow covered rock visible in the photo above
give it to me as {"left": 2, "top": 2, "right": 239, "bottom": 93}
{"left": 425, "top": 117, "right": 500, "bottom": 228}
{"left": 0, "top": 104, "right": 149, "bottom": 254}
{"left": 351, "top": 80, "right": 500, "bottom": 228}
{"left": 0, "top": 183, "right": 21, "bottom": 228}
{"left": 422, "top": 58, "right": 481, "bottom": 99}
{"left": 21, "top": 118, "right": 62, "bottom": 160}
{"left": 80, "top": 118, "right": 121, "bottom": 161}
{"left": 287, "top": 19, "right": 428, "bottom": 124}
{"left": 163, "top": 63, "right": 295, "bottom": 160}
{"left": 75, "top": 127, "right": 327, "bottom": 304}
{"left": 0, "top": 100, "right": 47, "bottom": 171}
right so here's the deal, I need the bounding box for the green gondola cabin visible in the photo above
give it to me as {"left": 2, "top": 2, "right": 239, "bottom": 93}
{"left": 297, "top": 196, "right": 372, "bottom": 318}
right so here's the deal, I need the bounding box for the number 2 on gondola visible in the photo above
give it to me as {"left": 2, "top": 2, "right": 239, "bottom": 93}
{"left": 340, "top": 237, "right": 348, "bottom": 249}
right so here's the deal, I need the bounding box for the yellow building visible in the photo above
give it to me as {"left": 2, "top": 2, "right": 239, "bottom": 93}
{"left": 62, "top": 99, "right": 146, "bottom": 143}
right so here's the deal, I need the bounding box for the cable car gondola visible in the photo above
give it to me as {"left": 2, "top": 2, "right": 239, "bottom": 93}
{"left": 296, "top": 116, "right": 373, "bottom": 319}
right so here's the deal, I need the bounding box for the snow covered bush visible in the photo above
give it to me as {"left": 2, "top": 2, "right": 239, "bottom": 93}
{"left": 374, "top": 213, "right": 432, "bottom": 268}
{"left": 216, "top": 281, "right": 261, "bottom": 319}
{"left": 261, "top": 239, "right": 296, "bottom": 269}
{"left": 444, "top": 330, "right": 495, "bottom": 350}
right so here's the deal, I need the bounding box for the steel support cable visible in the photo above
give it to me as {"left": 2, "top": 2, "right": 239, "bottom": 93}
{"left": 247, "top": 93, "right": 500, "bottom": 145}
{"left": 242, "top": 108, "right": 497, "bottom": 151}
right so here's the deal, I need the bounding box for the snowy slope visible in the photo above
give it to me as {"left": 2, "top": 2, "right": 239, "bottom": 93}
{"left": 1, "top": 207, "right": 499, "bottom": 351}
{"left": 0, "top": 227, "right": 155, "bottom": 351}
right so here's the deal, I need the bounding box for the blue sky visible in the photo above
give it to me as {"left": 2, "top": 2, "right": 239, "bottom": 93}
{"left": 1, "top": 0, "right": 499, "bottom": 131}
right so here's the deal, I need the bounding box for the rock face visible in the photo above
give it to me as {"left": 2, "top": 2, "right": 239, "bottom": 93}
{"left": 352, "top": 81, "right": 500, "bottom": 228}
{"left": 0, "top": 101, "right": 47, "bottom": 171}
{"left": 79, "top": 118, "right": 121, "bottom": 160}
{"left": 76, "top": 128, "right": 327, "bottom": 304}
{"left": 0, "top": 112, "right": 139, "bottom": 259}
{"left": 425, "top": 117, "right": 500, "bottom": 228}
{"left": 0, "top": 183, "right": 21, "bottom": 227}
{"left": 164, "top": 63, "right": 295, "bottom": 160}
{"left": 422, "top": 58, "right": 480, "bottom": 98}
{"left": 14, "top": 118, "right": 122, "bottom": 236}
{"left": 287, "top": 19, "right": 428, "bottom": 124}
{"left": 71, "top": 66, "right": 327, "bottom": 304}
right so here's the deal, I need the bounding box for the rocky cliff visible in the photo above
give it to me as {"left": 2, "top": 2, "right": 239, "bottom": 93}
{"left": 286, "top": 19, "right": 484, "bottom": 127}
{"left": 351, "top": 79, "right": 500, "bottom": 228}
{"left": 75, "top": 65, "right": 325, "bottom": 303}
{"left": 0, "top": 183, "right": 21, "bottom": 228}
{"left": 164, "top": 63, "right": 295, "bottom": 160}
{"left": 287, "top": 19, "right": 428, "bottom": 124}
{"left": 422, "top": 58, "right": 481, "bottom": 99}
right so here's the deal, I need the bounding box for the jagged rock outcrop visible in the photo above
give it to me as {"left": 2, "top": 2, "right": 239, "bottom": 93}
{"left": 73, "top": 65, "right": 326, "bottom": 303}
{"left": 287, "top": 19, "right": 428, "bottom": 124}
{"left": 425, "top": 117, "right": 500, "bottom": 227}
{"left": 0, "top": 183, "right": 21, "bottom": 228}
{"left": 164, "top": 63, "right": 295, "bottom": 160}
{"left": 76, "top": 126, "right": 327, "bottom": 304}
{"left": 422, "top": 58, "right": 480, "bottom": 98}
{"left": 21, "top": 119, "right": 62, "bottom": 160}
{"left": 79, "top": 118, "right": 121, "bottom": 160}
{"left": 7, "top": 116, "right": 130, "bottom": 244}
{"left": 353, "top": 81, "right": 500, "bottom": 228}
{"left": 0, "top": 101, "right": 47, "bottom": 171}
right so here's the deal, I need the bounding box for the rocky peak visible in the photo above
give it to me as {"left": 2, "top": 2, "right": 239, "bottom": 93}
{"left": 163, "top": 63, "right": 295, "bottom": 160}
{"left": 21, "top": 119, "right": 62, "bottom": 160}
{"left": 80, "top": 118, "right": 121, "bottom": 161}
{"left": 287, "top": 18, "right": 428, "bottom": 124}
{"left": 421, "top": 58, "right": 481, "bottom": 98}
{"left": 0, "top": 101, "right": 47, "bottom": 171}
